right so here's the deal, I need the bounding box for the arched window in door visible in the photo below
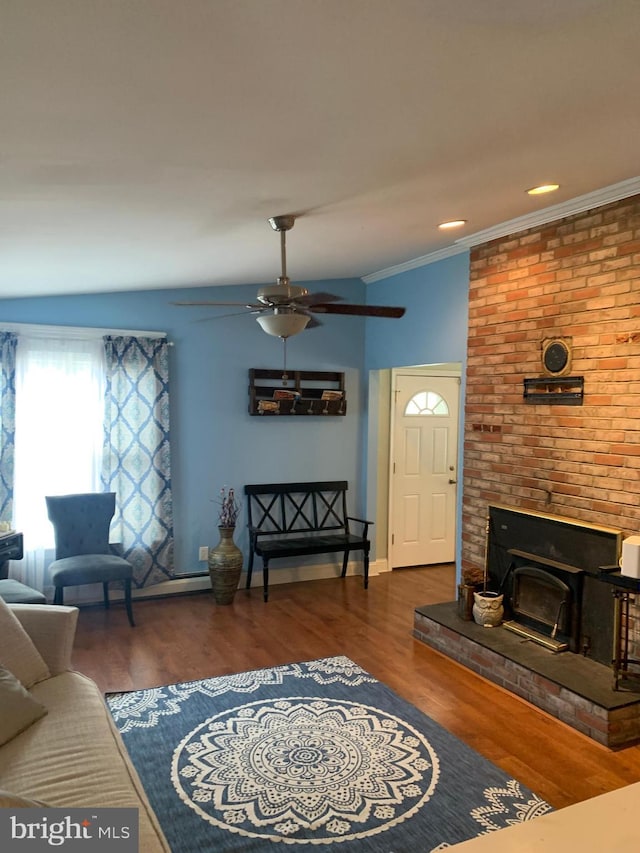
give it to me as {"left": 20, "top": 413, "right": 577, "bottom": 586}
{"left": 404, "top": 390, "right": 449, "bottom": 416}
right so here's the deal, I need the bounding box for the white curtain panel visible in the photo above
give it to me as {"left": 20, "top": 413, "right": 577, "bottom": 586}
{"left": 13, "top": 336, "right": 106, "bottom": 590}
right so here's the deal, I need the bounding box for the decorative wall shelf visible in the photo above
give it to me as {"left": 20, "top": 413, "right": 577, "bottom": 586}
{"left": 523, "top": 376, "right": 584, "bottom": 405}
{"left": 249, "top": 369, "right": 346, "bottom": 416}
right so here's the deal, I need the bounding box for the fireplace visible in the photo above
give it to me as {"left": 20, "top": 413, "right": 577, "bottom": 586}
{"left": 486, "top": 505, "right": 621, "bottom": 664}
{"left": 413, "top": 506, "right": 637, "bottom": 746}
{"left": 505, "top": 565, "right": 574, "bottom": 652}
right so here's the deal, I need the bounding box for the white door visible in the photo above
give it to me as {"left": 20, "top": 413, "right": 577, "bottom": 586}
{"left": 390, "top": 373, "right": 459, "bottom": 568}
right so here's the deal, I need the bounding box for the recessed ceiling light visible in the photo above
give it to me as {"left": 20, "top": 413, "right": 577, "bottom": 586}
{"left": 438, "top": 219, "right": 467, "bottom": 229}
{"left": 526, "top": 183, "right": 560, "bottom": 196}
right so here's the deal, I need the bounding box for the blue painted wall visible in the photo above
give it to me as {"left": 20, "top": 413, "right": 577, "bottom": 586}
{"left": 362, "top": 251, "right": 471, "bottom": 573}
{"left": 364, "top": 252, "right": 470, "bottom": 370}
{"left": 0, "top": 250, "right": 471, "bottom": 579}
{"left": 0, "top": 278, "right": 368, "bottom": 573}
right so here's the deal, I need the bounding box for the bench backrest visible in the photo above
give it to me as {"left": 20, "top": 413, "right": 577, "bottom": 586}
{"left": 244, "top": 481, "right": 349, "bottom": 536}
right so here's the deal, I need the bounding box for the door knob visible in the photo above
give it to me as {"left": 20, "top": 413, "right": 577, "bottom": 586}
{"left": 449, "top": 479, "right": 457, "bottom": 484}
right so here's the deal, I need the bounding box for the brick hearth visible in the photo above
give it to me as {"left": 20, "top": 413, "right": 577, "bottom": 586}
{"left": 414, "top": 601, "right": 640, "bottom": 749}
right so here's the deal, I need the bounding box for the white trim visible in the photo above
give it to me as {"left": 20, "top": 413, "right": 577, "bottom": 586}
{"left": 456, "top": 176, "right": 640, "bottom": 248}
{"left": 392, "top": 363, "right": 462, "bottom": 378}
{"left": 41, "top": 559, "right": 383, "bottom": 606}
{"left": 135, "top": 575, "right": 211, "bottom": 598}
{"left": 362, "top": 177, "right": 640, "bottom": 283}
{"left": 362, "top": 244, "right": 466, "bottom": 284}
{"left": 0, "top": 321, "right": 167, "bottom": 339}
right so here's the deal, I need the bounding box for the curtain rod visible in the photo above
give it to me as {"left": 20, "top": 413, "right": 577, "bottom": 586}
{"left": 0, "top": 321, "right": 170, "bottom": 341}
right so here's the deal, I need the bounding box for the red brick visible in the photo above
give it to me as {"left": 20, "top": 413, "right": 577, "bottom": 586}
{"left": 465, "top": 194, "right": 640, "bottom": 576}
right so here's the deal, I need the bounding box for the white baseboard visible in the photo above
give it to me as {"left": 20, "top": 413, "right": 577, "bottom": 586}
{"left": 244, "top": 557, "right": 385, "bottom": 590}
{"left": 48, "top": 558, "right": 386, "bottom": 606}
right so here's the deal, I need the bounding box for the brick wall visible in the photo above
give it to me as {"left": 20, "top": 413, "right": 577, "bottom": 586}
{"left": 463, "top": 194, "right": 640, "bottom": 581}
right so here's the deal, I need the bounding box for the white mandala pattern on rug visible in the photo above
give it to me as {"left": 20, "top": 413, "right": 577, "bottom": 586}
{"left": 107, "top": 656, "right": 376, "bottom": 733}
{"left": 172, "top": 697, "right": 439, "bottom": 844}
{"left": 470, "top": 779, "right": 552, "bottom": 831}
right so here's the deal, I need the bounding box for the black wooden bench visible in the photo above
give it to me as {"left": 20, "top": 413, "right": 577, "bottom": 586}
{"left": 244, "top": 481, "right": 372, "bottom": 602}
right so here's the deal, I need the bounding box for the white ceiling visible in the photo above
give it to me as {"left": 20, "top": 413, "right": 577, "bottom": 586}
{"left": 2, "top": 0, "right": 639, "bottom": 299}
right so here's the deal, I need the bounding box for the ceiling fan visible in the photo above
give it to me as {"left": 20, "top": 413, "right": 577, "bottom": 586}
{"left": 174, "top": 215, "right": 406, "bottom": 339}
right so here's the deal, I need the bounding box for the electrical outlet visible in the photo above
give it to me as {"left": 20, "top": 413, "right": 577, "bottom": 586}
{"left": 198, "top": 546, "right": 209, "bottom": 561}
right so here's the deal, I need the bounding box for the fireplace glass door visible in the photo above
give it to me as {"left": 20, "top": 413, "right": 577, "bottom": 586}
{"left": 512, "top": 566, "right": 571, "bottom": 638}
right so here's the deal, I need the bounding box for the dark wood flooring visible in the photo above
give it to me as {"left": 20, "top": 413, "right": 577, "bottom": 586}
{"left": 72, "top": 565, "right": 640, "bottom": 810}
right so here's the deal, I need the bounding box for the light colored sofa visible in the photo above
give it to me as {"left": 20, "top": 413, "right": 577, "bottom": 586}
{"left": 0, "top": 601, "right": 169, "bottom": 852}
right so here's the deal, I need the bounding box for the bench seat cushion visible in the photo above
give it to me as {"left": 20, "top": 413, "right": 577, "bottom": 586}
{"left": 254, "top": 533, "right": 367, "bottom": 560}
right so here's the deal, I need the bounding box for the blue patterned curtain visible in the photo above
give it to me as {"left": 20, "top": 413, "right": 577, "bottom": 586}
{"left": 102, "top": 336, "right": 174, "bottom": 587}
{"left": 0, "top": 332, "right": 17, "bottom": 523}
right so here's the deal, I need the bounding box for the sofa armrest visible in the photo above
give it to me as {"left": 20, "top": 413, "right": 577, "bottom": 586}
{"left": 9, "top": 604, "right": 78, "bottom": 676}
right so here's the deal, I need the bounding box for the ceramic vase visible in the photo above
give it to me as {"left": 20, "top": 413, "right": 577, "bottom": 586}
{"left": 208, "top": 526, "right": 243, "bottom": 605}
{"left": 472, "top": 591, "right": 504, "bottom": 627}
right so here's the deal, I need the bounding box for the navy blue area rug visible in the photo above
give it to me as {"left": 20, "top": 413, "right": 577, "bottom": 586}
{"left": 107, "top": 656, "right": 551, "bottom": 851}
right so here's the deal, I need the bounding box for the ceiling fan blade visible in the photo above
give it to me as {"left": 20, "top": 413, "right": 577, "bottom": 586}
{"left": 309, "top": 303, "right": 405, "bottom": 318}
{"left": 172, "top": 300, "right": 264, "bottom": 309}
{"left": 293, "top": 292, "right": 343, "bottom": 306}
{"left": 191, "top": 308, "right": 266, "bottom": 323}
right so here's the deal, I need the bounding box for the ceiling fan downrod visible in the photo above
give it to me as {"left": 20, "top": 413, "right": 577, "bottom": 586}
{"left": 268, "top": 214, "right": 296, "bottom": 290}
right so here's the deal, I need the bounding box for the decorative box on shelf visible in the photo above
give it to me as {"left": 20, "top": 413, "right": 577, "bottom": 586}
{"left": 249, "top": 369, "right": 346, "bottom": 416}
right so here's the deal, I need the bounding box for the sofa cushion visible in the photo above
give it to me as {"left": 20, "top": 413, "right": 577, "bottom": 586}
{"left": 0, "top": 596, "right": 50, "bottom": 687}
{"left": 0, "top": 666, "right": 48, "bottom": 746}
{"left": 0, "top": 670, "right": 169, "bottom": 852}
{"left": 0, "top": 789, "right": 49, "bottom": 807}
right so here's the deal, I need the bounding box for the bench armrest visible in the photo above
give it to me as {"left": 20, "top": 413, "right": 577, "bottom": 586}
{"left": 347, "top": 516, "right": 374, "bottom": 526}
{"left": 347, "top": 516, "right": 374, "bottom": 539}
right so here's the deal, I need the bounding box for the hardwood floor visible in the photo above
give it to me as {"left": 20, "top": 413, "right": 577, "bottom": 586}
{"left": 72, "top": 565, "right": 640, "bottom": 810}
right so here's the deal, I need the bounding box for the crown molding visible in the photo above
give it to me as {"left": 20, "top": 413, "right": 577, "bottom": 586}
{"left": 362, "top": 177, "right": 640, "bottom": 284}
{"left": 362, "top": 243, "right": 467, "bottom": 284}
{"left": 456, "top": 176, "right": 640, "bottom": 248}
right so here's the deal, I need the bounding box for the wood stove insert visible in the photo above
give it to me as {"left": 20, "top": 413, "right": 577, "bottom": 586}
{"left": 487, "top": 505, "right": 621, "bottom": 664}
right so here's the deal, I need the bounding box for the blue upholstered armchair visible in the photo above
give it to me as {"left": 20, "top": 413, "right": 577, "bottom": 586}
{"left": 46, "top": 492, "right": 135, "bottom": 626}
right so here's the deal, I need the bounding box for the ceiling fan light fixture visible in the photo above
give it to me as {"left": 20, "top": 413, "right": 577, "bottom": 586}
{"left": 256, "top": 312, "right": 310, "bottom": 339}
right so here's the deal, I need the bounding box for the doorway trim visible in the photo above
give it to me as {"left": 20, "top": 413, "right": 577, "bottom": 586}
{"left": 365, "top": 363, "right": 463, "bottom": 576}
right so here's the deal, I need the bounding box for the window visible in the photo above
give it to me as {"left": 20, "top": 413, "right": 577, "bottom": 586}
{"left": 13, "top": 337, "right": 106, "bottom": 587}
{"left": 2, "top": 328, "right": 174, "bottom": 592}
{"left": 404, "top": 390, "right": 449, "bottom": 416}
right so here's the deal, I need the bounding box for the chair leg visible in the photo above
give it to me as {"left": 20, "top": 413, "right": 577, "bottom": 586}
{"left": 341, "top": 550, "right": 349, "bottom": 577}
{"left": 363, "top": 548, "right": 370, "bottom": 589}
{"left": 263, "top": 559, "right": 269, "bottom": 603}
{"left": 124, "top": 579, "right": 135, "bottom": 627}
{"left": 103, "top": 582, "right": 110, "bottom": 609}
{"left": 54, "top": 586, "right": 63, "bottom": 605}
